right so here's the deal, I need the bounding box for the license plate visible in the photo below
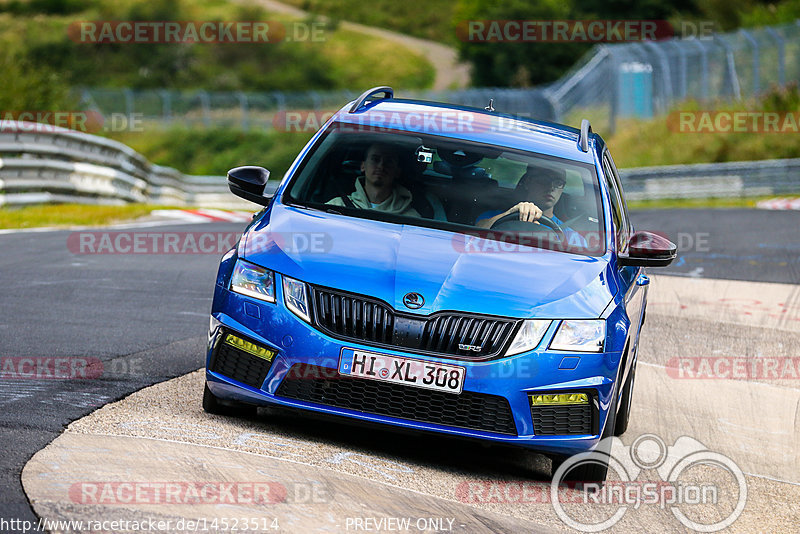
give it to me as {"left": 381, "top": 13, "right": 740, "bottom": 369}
{"left": 338, "top": 348, "right": 465, "bottom": 395}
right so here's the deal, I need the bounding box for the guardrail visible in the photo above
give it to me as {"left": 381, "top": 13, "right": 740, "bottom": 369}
{"left": 619, "top": 158, "right": 800, "bottom": 200}
{"left": 0, "top": 121, "right": 250, "bottom": 209}
{"left": 2, "top": 121, "right": 798, "bottom": 208}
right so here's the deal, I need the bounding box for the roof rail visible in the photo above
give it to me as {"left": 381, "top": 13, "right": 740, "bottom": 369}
{"left": 349, "top": 86, "right": 393, "bottom": 113}
{"left": 578, "top": 119, "right": 592, "bottom": 152}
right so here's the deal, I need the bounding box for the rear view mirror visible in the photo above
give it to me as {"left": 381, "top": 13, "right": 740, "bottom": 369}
{"left": 618, "top": 231, "right": 677, "bottom": 267}
{"left": 227, "top": 166, "right": 272, "bottom": 206}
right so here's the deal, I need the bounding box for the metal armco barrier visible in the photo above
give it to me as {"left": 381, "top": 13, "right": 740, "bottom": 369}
{"left": 619, "top": 158, "right": 800, "bottom": 200}
{"left": 1, "top": 121, "right": 798, "bottom": 208}
{"left": 0, "top": 121, "right": 251, "bottom": 208}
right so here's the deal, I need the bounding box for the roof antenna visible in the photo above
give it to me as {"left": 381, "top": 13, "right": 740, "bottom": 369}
{"left": 485, "top": 99, "right": 495, "bottom": 112}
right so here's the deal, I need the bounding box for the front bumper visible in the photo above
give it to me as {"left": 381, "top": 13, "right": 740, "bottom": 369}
{"left": 206, "top": 283, "right": 624, "bottom": 457}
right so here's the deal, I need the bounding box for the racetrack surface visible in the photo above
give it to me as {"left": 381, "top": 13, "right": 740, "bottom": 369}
{"left": 4, "top": 208, "right": 800, "bottom": 532}
{"left": 0, "top": 222, "right": 231, "bottom": 529}
{"left": 630, "top": 208, "right": 800, "bottom": 284}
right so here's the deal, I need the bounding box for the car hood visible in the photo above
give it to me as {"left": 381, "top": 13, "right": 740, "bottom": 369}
{"left": 241, "top": 205, "right": 616, "bottom": 319}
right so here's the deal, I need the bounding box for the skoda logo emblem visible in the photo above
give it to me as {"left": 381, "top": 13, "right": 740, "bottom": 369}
{"left": 403, "top": 292, "right": 424, "bottom": 309}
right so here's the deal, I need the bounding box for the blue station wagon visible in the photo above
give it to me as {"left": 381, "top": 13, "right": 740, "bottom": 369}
{"left": 203, "top": 87, "right": 676, "bottom": 483}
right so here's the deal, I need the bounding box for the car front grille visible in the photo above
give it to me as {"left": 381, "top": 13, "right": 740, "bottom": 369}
{"left": 209, "top": 335, "right": 274, "bottom": 389}
{"left": 311, "top": 288, "right": 394, "bottom": 344}
{"left": 309, "top": 286, "right": 518, "bottom": 360}
{"left": 531, "top": 404, "right": 594, "bottom": 435}
{"left": 276, "top": 364, "right": 518, "bottom": 435}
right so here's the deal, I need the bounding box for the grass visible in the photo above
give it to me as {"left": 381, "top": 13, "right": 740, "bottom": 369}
{"left": 604, "top": 87, "right": 800, "bottom": 168}
{"left": 627, "top": 195, "right": 785, "bottom": 211}
{"left": 280, "top": 0, "right": 457, "bottom": 44}
{"left": 0, "top": 203, "right": 175, "bottom": 229}
{"left": 0, "top": 0, "right": 435, "bottom": 95}
{"left": 321, "top": 29, "right": 434, "bottom": 90}
{"left": 110, "top": 127, "right": 314, "bottom": 177}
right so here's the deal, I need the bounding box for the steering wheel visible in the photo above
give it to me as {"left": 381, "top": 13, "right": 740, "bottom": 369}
{"left": 489, "top": 212, "right": 566, "bottom": 242}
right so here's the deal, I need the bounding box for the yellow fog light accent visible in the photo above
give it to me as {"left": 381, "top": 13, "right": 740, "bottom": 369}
{"left": 530, "top": 393, "right": 589, "bottom": 406}
{"left": 224, "top": 334, "right": 276, "bottom": 361}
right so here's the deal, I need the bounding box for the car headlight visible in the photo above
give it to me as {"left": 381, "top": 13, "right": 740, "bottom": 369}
{"left": 550, "top": 320, "right": 605, "bottom": 352}
{"left": 506, "top": 320, "right": 551, "bottom": 356}
{"left": 283, "top": 275, "right": 311, "bottom": 323}
{"left": 230, "top": 259, "right": 275, "bottom": 302}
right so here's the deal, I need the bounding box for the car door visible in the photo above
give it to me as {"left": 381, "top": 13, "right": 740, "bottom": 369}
{"left": 602, "top": 150, "right": 646, "bottom": 380}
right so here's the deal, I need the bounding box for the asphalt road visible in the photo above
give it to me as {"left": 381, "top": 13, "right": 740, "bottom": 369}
{"left": 2, "top": 208, "right": 799, "bottom": 532}
{"left": 629, "top": 208, "right": 800, "bottom": 284}
{"left": 0, "top": 223, "right": 232, "bottom": 530}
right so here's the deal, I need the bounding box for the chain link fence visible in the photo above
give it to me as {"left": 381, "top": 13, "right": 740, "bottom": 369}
{"left": 76, "top": 21, "right": 800, "bottom": 135}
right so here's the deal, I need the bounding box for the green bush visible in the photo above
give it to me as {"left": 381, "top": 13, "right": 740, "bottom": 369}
{"left": 0, "top": 49, "right": 75, "bottom": 111}
{"left": 0, "top": 0, "right": 434, "bottom": 93}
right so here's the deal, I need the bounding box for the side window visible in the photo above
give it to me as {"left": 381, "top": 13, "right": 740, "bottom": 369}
{"left": 605, "top": 152, "right": 630, "bottom": 224}
{"left": 601, "top": 152, "right": 629, "bottom": 252}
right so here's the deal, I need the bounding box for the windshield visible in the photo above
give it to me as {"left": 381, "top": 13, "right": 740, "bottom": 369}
{"left": 284, "top": 124, "right": 606, "bottom": 255}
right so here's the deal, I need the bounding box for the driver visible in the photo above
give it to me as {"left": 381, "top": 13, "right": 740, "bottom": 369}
{"left": 476, "top": 165, "right": 565, "bottom": 228}
{"left": 475, "top": 164, "right": 587, "bottom": 246}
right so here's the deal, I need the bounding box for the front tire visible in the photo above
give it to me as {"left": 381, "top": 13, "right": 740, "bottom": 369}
{"left": 551, "top": 387, "right": 618, "bottom": 488}
{"left": 614, "top": 360, "right": 637, "bottom": 436}
{"left": 202, "top": 383, "right": 257, "bottom": 416}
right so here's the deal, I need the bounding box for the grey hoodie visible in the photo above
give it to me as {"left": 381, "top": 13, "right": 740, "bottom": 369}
{"left": 328, "top": 178, "right": 420, "bottom": 217}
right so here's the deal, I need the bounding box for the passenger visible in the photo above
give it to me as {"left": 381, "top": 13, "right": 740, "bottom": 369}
{"left": 328, "top": 143, "right": 420, "bottom": 217}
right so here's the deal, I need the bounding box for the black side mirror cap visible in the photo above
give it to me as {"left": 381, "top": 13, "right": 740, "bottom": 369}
{"left": 617, "top": 231, "right": 677, "bottom": 267}
{"left": 227, "top": 166, "right": 272, "bottom": 206}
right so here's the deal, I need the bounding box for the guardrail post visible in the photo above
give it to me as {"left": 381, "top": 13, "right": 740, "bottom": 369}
{"left": 236, "top": 91, "right": 249, "bottom": 130}
{"left": 714, "top": 35, "right": 742, "bottom": 100}
{"left": 766, "top": 28, "right": 786, "bottom": 87}
{"left": 542, "top": 89, "right": 560, "bottom": 124}
{"left": 688, "top": 38, "right": 710, "bottom": 101}
{"left": 159, "top": 90, "right": 172, "bottom": 124}
{"left": 641, "top": 40, "right": 673, "bottom": 113}
{"left": 197, "top": 90, "right": 211, "bottom": 128}
{"left": 666, "top": 41, "right": 688, "bottom": 100}
{"left": 607, "top": 45, "right": 618, "bottom": 135}
{"left": 124, "top": 89, "right": 134, "bottom": 120}
{"left": 739, "top": 29, "right": 760, "bottom": 96}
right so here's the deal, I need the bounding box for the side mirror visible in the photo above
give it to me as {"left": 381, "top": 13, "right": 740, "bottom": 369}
{"left": 618, "top": 231, "right": 677, "bottom": 267}
{"left": 227, "top": 166, "right": 272, "bottom": 206}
